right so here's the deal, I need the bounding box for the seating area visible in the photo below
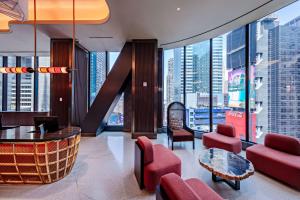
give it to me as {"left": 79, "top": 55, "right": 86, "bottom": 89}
{"left": 167, "top": 102, "right": 195, "bottom": 150}
{"left": 134, "top": 136, "right": 181, "bottom": 191}
{"left": 203, "top": 124, "right": 242, "bottom": 154}
{"left": 156, "top": 173, "right": 223, "bottom": 200}
{"left": 1, "top": 0, "right": 300, "bottom": 199}
{"left": 246, "top": 133, "right": 300, "bottom": 190}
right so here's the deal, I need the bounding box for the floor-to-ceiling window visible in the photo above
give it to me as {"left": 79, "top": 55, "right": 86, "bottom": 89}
{"left": 7, "top": 56, "right": 16, "bottom": 111}
{"left": 249, "top": 0, "right": 300, "bottom": 143}
{"left": 108, "top": 52, "right": 120, "bottom": 72}
{"left": 89, "top": 52, "right": 106, "bottom": 105}
{"left": 163, "top": 0, "right": 300, "bottom": 142}
{"left": 163, "top": 48, "right": 184, "bottom": 125}
{"left": 212, "top": 27, "right": 247, "bottom": 140}
{"left": 107, "top": 52, "right": 123, "bottom": 126}
{"left": 20, "top": 57, "right": 34, "bottom": 111}
{"left": 185, "top": 41, "right": 210, "bottom": 131}
{"left": 89, "top": 51, "right": 123, "bottom": 126}
{"left": 38, "top": 57, "right": 50, "bottom": 112}
{"left": 0, "top": 55, "right": 50, "bottom": 112}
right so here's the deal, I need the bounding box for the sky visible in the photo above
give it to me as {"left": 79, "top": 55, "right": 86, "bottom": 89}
{"left": 109, "top": 52, "right": 120, "bottom": 71}
{"left": 275, "top": 0, "right": 300, "bottom": 25}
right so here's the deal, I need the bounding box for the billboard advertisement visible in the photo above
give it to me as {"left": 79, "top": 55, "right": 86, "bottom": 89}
{"left": 228, "top": 66, "right": 256, "bottom": 108}
{"left": 225, "top": 111, "right": 257, "bottom": 141}
{"left": 228, "top": 68, "right": 245, "bottom": 108}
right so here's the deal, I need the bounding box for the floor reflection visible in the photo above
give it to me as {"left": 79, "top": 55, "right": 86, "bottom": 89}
{"left": 107, "top": 135, "right": 124, "bottom": 164}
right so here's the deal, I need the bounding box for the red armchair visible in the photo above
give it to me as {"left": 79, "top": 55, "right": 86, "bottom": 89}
{"left": 246, "top": 133, "right": 300, "bottom": 190}
{"left": 134, "top": 136, "right": 181, "bottom": 192}
{"left": 202, "top": 124, "right": 242, "bottom": 154}
{"left": 167, "top": 102, "right": 195, "bottom": 150}
{"left": 156, "top": 173, "right": 223, "bottom": 200}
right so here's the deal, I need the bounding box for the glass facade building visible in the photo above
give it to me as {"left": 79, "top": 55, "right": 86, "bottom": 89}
{"left": 163, "top": 0, "right": 300, "bottom": 143}
{"left": 89, "top": 51, "right": 123, "bottom": 126}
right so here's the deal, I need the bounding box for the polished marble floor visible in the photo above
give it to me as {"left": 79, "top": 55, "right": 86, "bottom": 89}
{"left": 0, "top": 132, "right": 299, "bottom": 200}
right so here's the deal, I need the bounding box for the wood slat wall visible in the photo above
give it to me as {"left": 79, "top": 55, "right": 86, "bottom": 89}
{"left": 50, "top": 39, "right": 73, "bottom": 127}
{"left": 132, "top": 40, "right": 158, "bottom": 138}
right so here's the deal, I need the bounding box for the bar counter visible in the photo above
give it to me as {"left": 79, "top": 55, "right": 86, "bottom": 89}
{"left": 0, "top": 126, "right": 81, "bottom": 184}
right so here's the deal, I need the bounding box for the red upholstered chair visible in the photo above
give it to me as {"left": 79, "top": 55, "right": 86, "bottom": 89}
{"left": 134, "top": 136, "right": 181, "bottom": 192}
{"left": 202, "top": 124, "right": 242, "bottom": 154}
{"left": 156, "top": 173, "right": 223, "bottom": 200}
{"left": 246, "top": 133, "right": 300, "bottom": 190}
{"left": 167, "top": 102, "right": 195, "bottom": 150}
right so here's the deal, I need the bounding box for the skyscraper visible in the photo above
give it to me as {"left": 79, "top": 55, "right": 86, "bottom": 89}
{"left": 90, "top": 52, "right": 106, "bottom": 104}
{"left": 38, "top": 57, "right": 50, "bottom": 112}
{"left": 268, "top": 16, "right": 300, "bottom": 139}
{"left": 20, "top": 57, "right": 34, "bottom": 111}
{"left": 212, "top": 36, "right": 223, "bottom": 95}
{"left": 251, "top": 16, "right": 278, "bottom": 141}
{"left": 166, "top": 58, "right": 174, "bottom": 104}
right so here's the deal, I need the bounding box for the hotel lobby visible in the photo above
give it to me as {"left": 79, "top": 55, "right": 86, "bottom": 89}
{"left": 0, "top": 0, "right": 300, "bottom": 199}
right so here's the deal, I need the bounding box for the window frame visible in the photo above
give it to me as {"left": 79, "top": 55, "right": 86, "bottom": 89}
{"left": 0, "top": 56, "right": 49, "bottom": 112}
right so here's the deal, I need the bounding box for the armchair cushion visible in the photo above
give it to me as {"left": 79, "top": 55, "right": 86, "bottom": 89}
{"left": 172, "top": 129, "right": 194, "bottom": 141}
{"left": 137, "top": 136, "right": 154, "bottom": 164}
{"left": 144, "top": 144, "right": 181, "bottom": 191}
{"left": 216, "top": 124, "right": 236, "bottom": 137}
{"left": 264, "top": 133, "right": 300, "bottom": 156}
{"left": 160, "top": 173, "right": 200, "bottom": 200}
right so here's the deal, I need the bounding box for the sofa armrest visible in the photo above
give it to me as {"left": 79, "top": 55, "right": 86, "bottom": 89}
{"left": 134, "top": 142, "right": 144, "bottom": 189}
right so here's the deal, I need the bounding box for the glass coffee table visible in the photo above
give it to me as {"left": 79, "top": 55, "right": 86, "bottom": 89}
{"left": 199, "top": 148, "right": 254, "bottom": 190}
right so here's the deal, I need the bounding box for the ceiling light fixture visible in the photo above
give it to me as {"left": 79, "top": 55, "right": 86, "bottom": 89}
{"left": 0, "top": 0, "right": 75, "bottom": 74}
{"left": 176, "top": 7, "right": 181, "bottom": 11}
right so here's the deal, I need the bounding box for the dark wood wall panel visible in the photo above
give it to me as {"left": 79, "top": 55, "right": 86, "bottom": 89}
{"left": 50, "top": 39, "right": 72, "bottom": 127}
{"left": 132, "top": 40, "right": 158, "bottom": 138}
{"left": 123, "top": 74, "right": 132, "bottom": 132}
{"left": 157, "top": 48, "right": 163, "bottom": 129}
{"left": 0, "top": 112, "right": 48, "bottom": 126}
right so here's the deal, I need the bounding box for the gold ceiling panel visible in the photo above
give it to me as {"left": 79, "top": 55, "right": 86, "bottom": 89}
{"left": 0, "top": 0, "right": 110, "bottom": 32}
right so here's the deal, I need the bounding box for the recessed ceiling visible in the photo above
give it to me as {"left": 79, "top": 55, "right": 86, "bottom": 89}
{"left": 0, "top": 0, "right": 296, "bottom": 54}
{"left": 0, "top": 0, "right": 109, "bottom": 32}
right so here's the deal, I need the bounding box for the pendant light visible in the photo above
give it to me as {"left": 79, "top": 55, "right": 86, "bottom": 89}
{"left": 0, "top": 0, "right": 74, "bottom": 74}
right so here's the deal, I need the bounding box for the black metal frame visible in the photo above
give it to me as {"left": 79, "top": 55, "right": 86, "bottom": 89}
{"left": 245, "top": 24, "right": 250, "bottom": 142}
{"left": 16, "top": 56, "right": 21, "bottom": 111}
{"left": 167, "top": 102, "right": 195, "bottom": 150}
{"left": 2, "top": 57, "right": 8, "bottom": 111}
{"left": 209, "top": 39, "right": 213, "bottom": 132}
{"left": 212, "top": 173, "right": 240, "bottom": 190}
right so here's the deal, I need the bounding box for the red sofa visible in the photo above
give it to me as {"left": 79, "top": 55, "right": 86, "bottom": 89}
{"left": 202, "top": 124, "right": 242, "bottom": 154}
{"left": 246, "top": 133, "right": 300, "bottom": 190}
{"left": 134, "top": 136, "right": 181, "bottom": 192}
{"left": 156, "top": 173, "right": 223, "bottom": 200}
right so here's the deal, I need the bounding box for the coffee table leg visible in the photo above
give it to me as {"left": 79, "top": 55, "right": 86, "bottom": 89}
{"left": 212, "top": 173, "right": 240, "bottom": 190}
